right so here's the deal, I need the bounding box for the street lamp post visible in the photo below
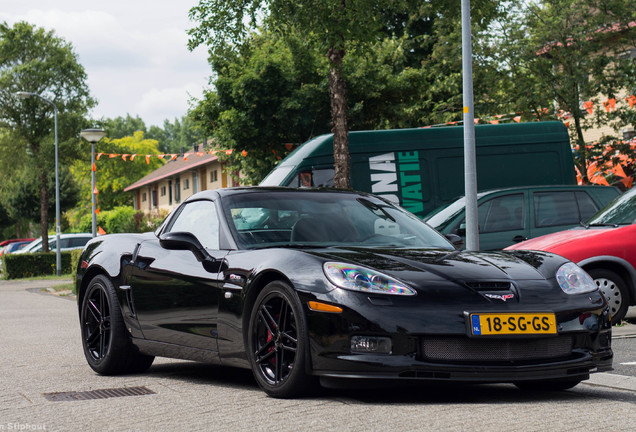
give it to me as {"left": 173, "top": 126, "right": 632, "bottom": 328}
{"left": 16, "top": 91, "right": 62, "bottom": 275}
{"left": 80, "top": 129, "right": 106, "bottom": 237}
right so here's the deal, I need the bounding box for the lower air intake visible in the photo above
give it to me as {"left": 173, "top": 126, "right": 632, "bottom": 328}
{"left": 420, "top": 336, "right": 573, "bottom": 363}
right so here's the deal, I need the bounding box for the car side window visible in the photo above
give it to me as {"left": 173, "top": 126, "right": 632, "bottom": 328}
{"left": 478, "top": 194, "right": 524, "bottom": 233}
{"left": 534, "top": 191, "right": 580, "bottom": 227}
{"left": 575, "top": 191, "right": 599, "bottom": 220}
{"left": 167, "top": 200, "right": 220, "bottom": 250}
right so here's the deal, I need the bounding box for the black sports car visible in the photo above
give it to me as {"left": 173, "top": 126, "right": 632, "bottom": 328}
{"left": 76, "top": 187, "right": 612, "bottom": 398}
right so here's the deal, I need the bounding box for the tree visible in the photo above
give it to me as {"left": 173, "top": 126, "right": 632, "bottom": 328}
{"left": 188, "top": 0, "right": 423, "bottom": 189}
{"left": 189, "top": 31, "right": 331, "bottom": 184}
{"left": 70, "top": 131, "right": 164, "bottom": 222}
{"left": 0, "top": 21, "right": 95, "bottom": 250}
{"left": 484, "top": 1, "right": 636, "bottom": 184}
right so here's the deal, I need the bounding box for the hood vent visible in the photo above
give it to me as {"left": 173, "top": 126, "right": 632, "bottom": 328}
{"left": 466, "top": 281, "right": 511, "bottom": 291}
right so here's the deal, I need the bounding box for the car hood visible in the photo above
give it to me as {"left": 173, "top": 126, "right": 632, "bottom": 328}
{"left": 506, "top": 226, "right": 615, "bottom": 251}
{"left": 314, "top": 247, "right": 563, "bottom": 284}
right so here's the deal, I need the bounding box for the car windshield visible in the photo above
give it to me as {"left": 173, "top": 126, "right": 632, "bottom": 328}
{"left": 586, "top": 187, "right": 636, "bottom": 225}
{"left": 222, "top": 190, "right": 454, "bottom": 250}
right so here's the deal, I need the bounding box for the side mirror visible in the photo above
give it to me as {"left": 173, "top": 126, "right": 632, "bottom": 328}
{"left": 444, "top": 233, "right": 465, "bottom": 250}
{"left": 159, "top": 231, "right": 209, "bottom": 262}
{"left": 456, "top": 222, "right": 467, "bottom": 237}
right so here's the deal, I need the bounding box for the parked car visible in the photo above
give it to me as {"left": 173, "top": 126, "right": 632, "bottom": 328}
{"left": 0, "top": 239, "right": 35, "bottom": 257}
{"left": 16, "top": 233, "right": 92, "bottom": 254}
{"left": 506, "top": 186, "right": 636, "bottom": 324}
{"left": 76, "top": 187, "right": 612, "bottom": 398}
{"left": 424, "top": 185, "right": 620, "bottom": 250}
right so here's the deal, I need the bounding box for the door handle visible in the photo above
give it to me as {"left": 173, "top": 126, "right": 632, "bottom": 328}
{"left": 512, "top": 235, "right": 527, "bottom": 243}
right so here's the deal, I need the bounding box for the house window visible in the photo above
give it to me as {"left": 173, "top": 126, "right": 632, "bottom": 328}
{"left": 175, "top": 178, "right": 181, "bottom": 203}
{"left": 142, "top": 192, "right": 147, "bottom": 202}
{"left": 210, "top": 170, "right": 218, "bottom": 183}
{"left": 152, "top": 190, "right": 158, "bottom": 208}
{"left": 184, "top": 178, "right": 190, "bottom": 190}
{"left": 161, "top": 186, "right": 166, "bottom": 196}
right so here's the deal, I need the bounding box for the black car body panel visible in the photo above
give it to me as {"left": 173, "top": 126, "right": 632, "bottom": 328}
{"left": 76, "top": 188, "right": 612, "bottom": 389}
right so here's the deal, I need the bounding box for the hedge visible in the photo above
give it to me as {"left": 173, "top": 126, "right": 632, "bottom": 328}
{"left": 2, "top": 251, "right": 76, "bottom": 279}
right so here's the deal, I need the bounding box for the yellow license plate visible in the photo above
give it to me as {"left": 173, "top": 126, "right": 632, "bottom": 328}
{"left": 470, "top": 313, "right": 557, "bottom": 336}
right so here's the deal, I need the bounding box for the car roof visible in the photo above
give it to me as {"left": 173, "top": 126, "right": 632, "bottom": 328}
{"left": 185, "top": 186, "right": 374, "bottom": 202}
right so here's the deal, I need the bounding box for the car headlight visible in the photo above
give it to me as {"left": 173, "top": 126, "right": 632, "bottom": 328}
{"left": 556, "top": 262, "right": 597, "bottom": 295}
{"left": 323, "top": 262, "right": 416, "bottom": 296}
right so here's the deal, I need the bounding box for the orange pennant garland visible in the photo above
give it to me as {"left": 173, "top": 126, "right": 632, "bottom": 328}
{"left": 98, "top": 226, "right": 106, "bottom": 235}
{"left": 583, "top": 101, "right": 594, "bottom": 115}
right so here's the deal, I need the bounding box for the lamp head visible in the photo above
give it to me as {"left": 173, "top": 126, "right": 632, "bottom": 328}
{"left": 80, "top": 128, "right": 106, "bottom": 143}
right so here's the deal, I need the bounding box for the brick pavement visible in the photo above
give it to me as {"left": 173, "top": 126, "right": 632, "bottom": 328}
{"left": 0, "top": 279, "right": 634, "bottom": 432}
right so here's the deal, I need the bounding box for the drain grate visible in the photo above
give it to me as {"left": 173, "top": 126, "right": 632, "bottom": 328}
{"left": 43, "top": 386, "right": 155, "bottom": 402}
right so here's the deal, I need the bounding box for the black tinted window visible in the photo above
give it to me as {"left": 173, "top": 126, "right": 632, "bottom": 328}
{"left": 534, "top": 192, "right": 579, "bottom": 227}
{"left": 478, "top": 194, "right": 524, "bottom": 233}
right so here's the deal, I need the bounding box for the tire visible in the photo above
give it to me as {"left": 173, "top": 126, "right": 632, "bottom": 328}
{"left": 587, "top": 268, "right": 630, "bottom": 325}
{"left": 514, "top": 378, "right": 582, "bottom": 391}
{"left": 246, "top": 281, "right": 316, "bottom": 398}
{"left": 80, "top": 275, "right": 154, "bottom": 375}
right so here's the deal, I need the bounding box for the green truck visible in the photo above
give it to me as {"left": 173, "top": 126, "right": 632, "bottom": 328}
{"left": 260, "top": 121, "right": 577, "bottom": 218}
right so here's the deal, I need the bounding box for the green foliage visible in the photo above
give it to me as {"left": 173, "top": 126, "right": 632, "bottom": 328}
{"left": 2, "top": 251, "right": 74, "bottom": 279}
{"left": 190, "top": 31, "right": 331, "bottom": 184}
{"left": 188, "top": 3, "right": 503, "bottom": 183}
{"left": 77, "top": 206, "right": 165, "bottom": 234}
{"left": 484, "top": 1, "right": 636, "bottom": 181}
{"left": 70, "top": 248, "right": 82, "bottom": 284}
{"left": 70, "top": 131, "right": 163, "bottom": 220}
{"left": 0, "top": 21, "right": 95, "bottom": 249}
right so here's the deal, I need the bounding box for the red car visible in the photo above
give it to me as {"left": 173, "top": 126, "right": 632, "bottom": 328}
{"left": 0, "top": 238, "right": 35, "bottom": 257}
{"left": 506, "top": 187, "right": 636, "bottom": 324}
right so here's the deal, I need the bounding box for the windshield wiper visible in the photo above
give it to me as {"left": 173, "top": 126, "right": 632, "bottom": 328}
{"left": 583, "top": 222, "right": 620, "bottom": 228}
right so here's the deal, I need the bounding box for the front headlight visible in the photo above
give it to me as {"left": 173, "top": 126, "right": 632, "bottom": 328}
{"left": 323, "top": 262, "right": 416, "bottom": 296}
{"left": 556, "top": 262, "right": 597, "bottom": 295}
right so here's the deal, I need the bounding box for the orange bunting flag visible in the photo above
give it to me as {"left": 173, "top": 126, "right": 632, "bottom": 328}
{"left": 495, "top": 114, "right": 504, "bottom": 119}
{"left": 446, "top": 121, "right": 458, "bottom": 125}
{"left": 122, "top": 154, "right": 129, "bottom": 161}
{"left": 474, "top": 118, "right": 480, "bottom": 124}
{"left": 130, "top": 154, "right": 137, "bottom": 161}
{"left": 627, "top": 95, "right": 636, "bottom": 108}
{"left": 197, "top": 152, "right": 204, "bottom": 157}
{"left": 96, "top": 153, "right": 103, "bottom": 160}
{"left": 489, "top": 120, "right": 499, "bottom": 125}
{"left": 95, "top": 208, "right": 100, "bottom": 215}
{"left": 184, "top": 153, "right": 189, "bottom": 161}
{"left": 603, "top": 98, "right": 616, "bottom": 112}
{"left": 225, "top": 149, "right": 233, "bottom": 155}
{"left": 145, "top": 155, "right": 150, "bottom": 165}
{"left": 93, "top": 186, "right": 99, "bottom": 195}
{"left": 513, "top": 116, "right": 521, "bottom": 123}
{"left": 158, "top": 154, "right": 165, "bottom": 159}
{"left": 98, "top": 226, "right": 106, "bottom": 235}
{"left": 284, "top": 143, "right": 294, "bottom": 151}
{"left": 583, "top": 101, "right": 594, "bottom": 115}
{"left": 91, "top": 163, "right": 96, "bottom": 172}
{"left": 610, "top": 164, "right": 627, "bottom": 178}
{"left": 621, "top": 177, "right": 634, "bottom": 189}
{"left": 241, "top": 150, "right": 247, "bottom": 157}
{"left": 170, "top": 154, "right": 177, "bottom": 160}
{"left": 109, "top": 153, "right": 118, "bottom": 158}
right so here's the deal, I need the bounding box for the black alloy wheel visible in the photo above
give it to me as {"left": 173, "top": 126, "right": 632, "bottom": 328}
{"left": 80, "top": 275, "right": 154, "bottom": 375}
{"left": 247, "top": 281, "right": 315, "bottom": 398}
{"left": 83, "top": 279, "right": 112, "bottom": 363}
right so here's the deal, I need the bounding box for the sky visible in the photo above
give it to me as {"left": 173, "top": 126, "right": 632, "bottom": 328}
{"left": 1, "top": 1, "right": 211, "bottom": 127}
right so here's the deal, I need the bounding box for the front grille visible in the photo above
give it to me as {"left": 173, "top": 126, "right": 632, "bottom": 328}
{"left": 420, "top": 336, "right": 574, "bottom": 363}
{"left": 466, "top": 281, "right": 511, "bottom": 290}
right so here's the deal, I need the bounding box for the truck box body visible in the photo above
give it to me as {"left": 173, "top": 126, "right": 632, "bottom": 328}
{"left": 260, "top": 121, "right": 576, "bottom": 218}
